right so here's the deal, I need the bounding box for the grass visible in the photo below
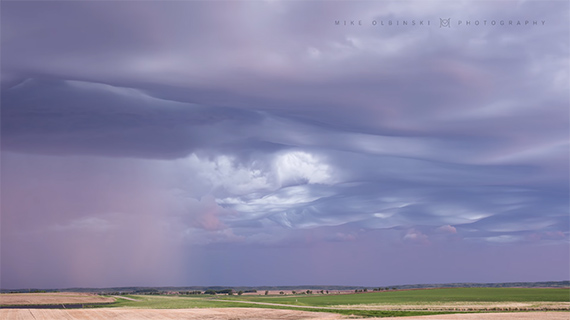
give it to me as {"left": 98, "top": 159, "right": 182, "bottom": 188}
{"left": 101, "top": 294, "right": 447, "bottom": 318}
{"left": 96, "top": 288, "right": 569, "bottom": 318}
{"left": 101, "top": 295, "right": 247, "bottom": 309}
{"left": 220, "top": 288, "right": 570, "bottom": 306}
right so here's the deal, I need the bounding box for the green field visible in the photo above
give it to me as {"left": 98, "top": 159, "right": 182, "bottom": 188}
{"left": 220, "top": 288, "right": 570, "bottom": 306}
{"left": 106, "top": 295, "right": 247, "bottom": 309}
{"left": 102, "top": 294, "right": 444, "bottom": 318}
{"left": 100, "top": 287, "right": 569, "bottom": 318}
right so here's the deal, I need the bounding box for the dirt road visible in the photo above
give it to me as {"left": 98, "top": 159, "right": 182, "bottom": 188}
{"left": 113, "top": 295, "right": 140, "bottom": 301}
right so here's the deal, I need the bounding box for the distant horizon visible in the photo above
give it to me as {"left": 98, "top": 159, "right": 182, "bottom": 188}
{"left": 4, "top": 280, "right": 569, "bottom": 292}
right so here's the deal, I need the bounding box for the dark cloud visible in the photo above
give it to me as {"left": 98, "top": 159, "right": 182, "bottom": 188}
{"left": 1, "top": 0, "right": 568, "bottom": 289}
{"left": 2, "top": 79, "right": 264, "bottom": 158}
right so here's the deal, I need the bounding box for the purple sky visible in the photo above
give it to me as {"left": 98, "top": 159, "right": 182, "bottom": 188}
{"left": 1, "top": 1, "right": 568, "bottom": 289}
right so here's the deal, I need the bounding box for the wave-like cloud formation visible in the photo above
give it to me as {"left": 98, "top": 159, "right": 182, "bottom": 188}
{"left": 1, "top": 1, "right": 568, "bottom": 288}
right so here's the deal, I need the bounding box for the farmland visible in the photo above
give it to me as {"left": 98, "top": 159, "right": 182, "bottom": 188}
{"left": 0, "top": 307, "right": 344, "bottom": 320}
{"left": 1, "top": 308, "right": 567, "bottom": 320}
{"left": 220, "top": 287, "right": 570, "bottom": 305}
{"left": 1, "top": 287, "right": 568, "bottom": 319}
{"left": 101, "top": 294, "right": 445, "bottom": 318}
{"left": 0, "top": 292, "right": 114, "bottom": 306}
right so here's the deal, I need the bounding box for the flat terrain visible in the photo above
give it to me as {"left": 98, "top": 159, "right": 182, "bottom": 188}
{"left": 217, "top": 298, "right": 570, "bottom": 312}
{"left": 221, "top": 287, "right": 570, "bottom": 312}
{"left": 0, "top": 307, "right": 341, "bottom": 320}
{"left": 0, "top": 308, "right": 567, "bottom": 320}
{"left": 0, "top": 292, "right": 114, "bottom": 306}
{"left": 394, "top": 312, "right": 569, "bottom": 320}
{"left": 1, "top": 288, "right": 568, "bottom": 319}
{"left": 328, "top": 301, "right": 570, "bottom": 311}
{"left": 222, "top": 288, "right": 570, "bottom": 305}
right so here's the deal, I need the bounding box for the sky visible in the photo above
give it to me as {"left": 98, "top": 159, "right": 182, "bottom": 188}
{"left": 1, "top": 1, "right": 569, "bottom": 290}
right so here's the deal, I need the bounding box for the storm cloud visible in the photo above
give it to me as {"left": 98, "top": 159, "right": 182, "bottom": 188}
{"left": 1, "top": 1, "right": 568, "bottom": 289}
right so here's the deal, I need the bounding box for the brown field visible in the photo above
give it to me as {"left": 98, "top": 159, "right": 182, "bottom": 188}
{"left": 1, "top": 293, "right": 567, "bottom": 319}
{"left": 0, "top": 292, "right": 114, "bottom": 306}
{"left": 0, "top": 308, "right": 567, "bottom": 320}
{"left": 0, "top": 307, "right": 341, "bottom": 320}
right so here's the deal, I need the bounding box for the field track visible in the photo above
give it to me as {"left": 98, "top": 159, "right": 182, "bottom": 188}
{"left": 0, "top": 308, "right": 568, "bottom": 319}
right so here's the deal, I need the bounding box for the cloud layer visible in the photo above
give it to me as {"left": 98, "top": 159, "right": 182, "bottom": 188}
{"left": 1, "top": 1, "right": 568, "bottom": 289}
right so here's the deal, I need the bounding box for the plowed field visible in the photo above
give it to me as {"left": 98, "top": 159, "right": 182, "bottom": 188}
{"left": 0, "top": 292, "right": 114, "bottom": 306}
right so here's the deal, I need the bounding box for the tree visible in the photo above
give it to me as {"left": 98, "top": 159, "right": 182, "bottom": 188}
{"left": 265, "top": 290, "right": 269, "bottom": 295}
{"left": 238, "top": 291, "right": 243, "bottom": 295}
{"left": 280, "top": 291, "right": 284, "bottom": 295}
{"left": 292, "top": 291, "right": 296, "bottom": 294}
